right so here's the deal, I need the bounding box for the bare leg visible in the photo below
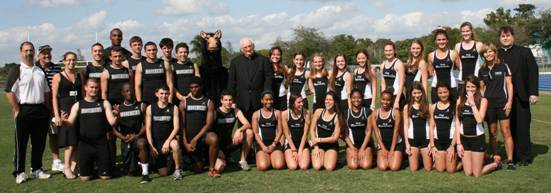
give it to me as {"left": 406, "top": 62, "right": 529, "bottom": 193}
{"left": 270, "top": 150, "right": 285, "bottom": 170}
{"left": 284, "top": 149, "right": 298, "bottom": 170}
{"left": 420, "top": 147, "right": 433, "bottom": 171}
{"left": 63, "top": 145, "right": 75, "bottom": 177}
{"left": 462, "top": 151, "right": 473, "bottom": 176}
{"left": 49, "top": 132, "right": 60, "bottom": 162}
{"left": 241, "top": 129, "right": 253, "bottom": 162}
{"left": 215, "top": 151, "right": 226, "bottom": 172}
{"left": 205, "top": 132, "right": 219, "bottom": 171}
{"left": 346, "top": 147, "right": 359, "bottom": 170}
{"left": 389, "top": 151, "right": 403, "bottom": 171}
{"left": 170, "top": 140, "right": 181, "bottom": 170}
{"left": 446, "top": 148, "right": 458, "bottom": 173}
{"left": 323, "top": 149, "right": 338, "bottom": 171}
{"left": 311, "top": 148, "right": 325, "bottom": 171}
{"left": 299, "top": 148, "right": 310, "bottom": 170}
{"left": 359, "top": 147, "right": 373, "bottom": 169}
{"left": 471, "top": 152, "right": 485, "bottom": 177}
{"left": 256, "top": 151, "right": 271, "bottom": 171}
{"left": 500, "top": 119, "right": 514, "bottom": 162}
{"left": 434, "top": 151, "right": 446, "bottom": 172}
{"left": 408, "top": 147, "right": 420, "bottom": 172}
{"left": 488, "top": 122, "right": 498, "bottom": 156}
{"left": 377, "top": 150, "right": 389, "bottom": 171}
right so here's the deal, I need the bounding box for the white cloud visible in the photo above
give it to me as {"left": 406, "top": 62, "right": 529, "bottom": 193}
{"left": 158, "top": 0, "right": 226, "bottom": 15}
{"left": 28, "top": 0, "right": 79, "bottom": 7}
{"left": 77, "top": 10, "right": 107, "bottom": 30}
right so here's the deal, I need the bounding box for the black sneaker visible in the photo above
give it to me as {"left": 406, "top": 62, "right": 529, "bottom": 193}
{"left": 507, "top": 161, "right": 516, "bottom": 171}
{"left": 140, "top": 175, "right": 150, "bottom": 184}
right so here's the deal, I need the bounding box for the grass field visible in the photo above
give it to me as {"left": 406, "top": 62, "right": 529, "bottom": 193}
{"left": 0, "top": 93, "right": 550, "bottom": 193}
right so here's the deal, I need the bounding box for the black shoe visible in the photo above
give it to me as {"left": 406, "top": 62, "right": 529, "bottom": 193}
{"left": 506, "top": 160, "right": 516, "bottom": 171}
{"left": 140, "top": 175, "right": 150, "bottom": 184}
{"left": 517, "top": 160, "right": 530, "bottom": 166}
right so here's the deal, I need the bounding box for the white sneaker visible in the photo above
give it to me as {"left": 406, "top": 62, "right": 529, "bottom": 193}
{"left": 173, "top": 169, "right": 182, "bottom": 180}
{"left": 15, "top": 172, "right": 28, "bottom": 184}
{"left": 239, "top": 160, "right": 250, "bottom": 171}
{"left": 51, "top": 160, "right": 64, "bottom": 172}
{"left": 31, "top": 169, "right": 51, "bottom": 179}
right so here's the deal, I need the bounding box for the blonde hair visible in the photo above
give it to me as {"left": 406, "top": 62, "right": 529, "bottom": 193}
{"left": 480, "top": 43, "right": 500, "bottom": 69}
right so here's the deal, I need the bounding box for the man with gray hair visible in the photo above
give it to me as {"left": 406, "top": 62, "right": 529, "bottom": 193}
{"left": 227, "top": 38, "right": 273, "bottom": 120}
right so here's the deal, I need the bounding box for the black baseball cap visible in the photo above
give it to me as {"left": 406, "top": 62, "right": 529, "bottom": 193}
{"left": 39, "top": 45, "right": 52, "bottom": 53}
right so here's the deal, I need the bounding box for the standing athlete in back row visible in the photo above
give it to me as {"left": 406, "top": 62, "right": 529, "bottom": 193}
{"left": 134, "top": 42, "right": 174, "bottom": 105}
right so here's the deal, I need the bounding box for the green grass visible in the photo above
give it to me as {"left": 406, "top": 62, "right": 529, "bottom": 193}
{"left": 1, "top": 94, "right": 551, "bottom": 193}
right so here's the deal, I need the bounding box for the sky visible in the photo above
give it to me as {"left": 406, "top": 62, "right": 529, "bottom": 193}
{"left": 0, "top": 0, "right": 550, "bottom": 64}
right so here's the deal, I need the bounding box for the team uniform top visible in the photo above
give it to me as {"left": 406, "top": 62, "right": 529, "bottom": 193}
{"left": 346, "top": 107, "right": 371, "bottom": 148}
{"left": 458, "top": 42, "right": 481, "bottom": 81}
{"left": 141, "top": 59, "right": 166, "bottom": 104}
{"left": 406, "top": 106, "right": 429, "bottom": 140}
{"left": 118, "top": 101, "right": 143, "bottom": 135}
{"left": 316, "top": 109, "right": 337, "bottom": 138}
{"left": 214, "top": 108, "right": 237, "bottom": 146}
{"left": 172, "top": 60, "right": 196, "bottom": 96}
{"left": 127, "top": 56, "right": 146, "bottom": 72}
{"left": 56, "top": 72, "right": 82, "bottom": 114}
{"left": 404, "top": 64, "right": 422, "bottom": 96}
{"left": 477, "top": 63, "right": 512, "bottom": 107}
{"left": 289, "top": 70, "right": 307, "bottom": 99}
{"left": 86, "top": 63, "right": 105, "bottom": 79}
{"left": 273, "top": 71, "right": 286, "bottom": 99}
{"left": 382, "top": 58, "right": 400, "bottom": 95}
{"left": 105, "top": 65, "right": 130, "bottom": 104}
{"left": 257, "top": 109, "right": 278, "bottom": 145}
{"left": 433, "top": 102, "right": 455, "bottom": 140}
{"left": 431, "top": 50, "right": 457, "bottom": 88}
{"left": 78, "top": 100, "right": 109, "bottom": 142}
{"left": 353, "top": 69, "right": 373, "bottom": 99}
{"left": 376, "top": 109, "right": 402, "bottom": 146}
{"left": 334, "top": 72, "right": 348, "bottom": 100}
{"left": 184, "top": 96, "right": 210, "bottom": 141}
{"left": 459, "top": 103, "right": 484, "bottom": 136}
{"left": 151, "top": 103, "right": 175, "bottom": 146}
{"left": 287, "top": 109, "right": 306, "bottom": 147}
{"left": 312, "top": 76, "right": 328, "bottom": 106}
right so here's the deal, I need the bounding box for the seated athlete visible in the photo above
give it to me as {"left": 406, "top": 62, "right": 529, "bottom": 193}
{"left": 252, "top": 91, "right": 286, "bottom": 171}
{"left": 373, "top": 90, "right": 403, "bottom": 171}
{"left": 281, "top": 94, "right": 311, "bottom": 170}
{"left": 112, "top": 83, "right": 151, "bottom": 183}
{"left": 181, "top": 77, "right": 219, "bottom": 177}
{"left": 213, "top": 90, "right": 254, "bottom": 171}
{"left": 61, "top": 78, "right": 118, "bottom": 181}
{"left": 343, "top": 89, "right": 373, "bottom": 170}
{"left": 403, "top": 82, "right": 432, "bottom": 172}
{"left": 311, "top": 91, "right": 341, "bottom": 171}
{"left": 145, "top": 85, "right": 182, "bottom": 180}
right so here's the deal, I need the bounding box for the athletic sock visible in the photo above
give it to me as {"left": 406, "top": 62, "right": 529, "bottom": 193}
{"left": 141, "top": 163, "right": 149, "bottom": 175}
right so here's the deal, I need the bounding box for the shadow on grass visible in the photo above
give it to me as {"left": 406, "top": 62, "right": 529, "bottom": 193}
{"left": 532, "top": 143, "right": 549, "bottom": 160}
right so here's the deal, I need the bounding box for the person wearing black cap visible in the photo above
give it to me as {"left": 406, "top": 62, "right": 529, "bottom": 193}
{"left": 181, "top": 77, "right": 220, "bottom": 177}
{"left": 497, "top": 26, "right": 539, "bottom": 166}
{"left": 36, "top": 44, "right": 64, "bottom": 173}
{"left": 6, "top": 41, "right": 52, "bottom": 184}
{"left": 103, "top": 28, "right": 131, "bottom": 63}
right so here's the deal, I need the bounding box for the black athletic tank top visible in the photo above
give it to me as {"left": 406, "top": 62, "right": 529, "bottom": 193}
{"left": 377, "top": 109, "right": 395, "bottom": 144}
{"left": 118, "top": 101, "right": 142, "bottom": 135}
{"left": 127, "top": 56, "right": 145, "bottom": 72}
{"left": 382, "top": 59, "right": 398, "bottom": 91}
{"left": 434, "top": 102, "right": 454, "bottom": 140}
{"left": 151, "top": 103, "right": 175, "bottom": 142}
{"left": 404, "top": 64, "right": 418, "bottom": 96}
{"left": 313, "top": 76, "right": 328, "bottom": 105}
{"left": 459, "top": 42, "right": 478, "bottom": 80}
{"left": 57, "top": 72, "right": 82, "bottom": 113}
{"left": 214, "top": 108, "right": 236, "bottom": 142}
{"left": 273, "top": 71, "right": 285, "bottom": 97}
{"left": 432, "top": 50, "right": 454, "bottom": 86}
{"left": 460, "top": 104, "right": 478, "bottom": 136}
{"left": 409, "top": 106, "right": 428, "bottom": 139}
{"left": 106, "top": 65, "right": 129, "bottom": 104}
{"left": 78, "top": 100, "right": 108, "bottom": 141}
{"left": 347, "top": 107, "right": 371, "bottom": 145}
{"left": 353, "top": 69, "right": 371, "bottom": 98}
{"left": 288, "top": 109, "right": 305, "bottom": 145}
{"left": 290, "top": 70, "right": 306, "bottom": 97}
{"left": 335, "top": 72, "right": 346, "bottom": 100}
{"left": 173, "top": 60, "right": 195, "bottom": 95}
{"left": 85, "top": 64, "right": 104, "bottom": 79}
{"left": 185, "top": 96, "right": 209, "bottom": 140}
{"left": 258, "top": 109, "right": 278, "bottom": 145}
{"left": 141, "top": 59, "right": 166, "bottom": 103}
{"left": 316, "top": 109, "right": 337, "bottom": 138}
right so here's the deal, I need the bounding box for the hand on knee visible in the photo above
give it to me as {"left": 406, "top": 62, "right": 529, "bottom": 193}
{"left": 170, "top": 140, "right": 179, "bottom": 151}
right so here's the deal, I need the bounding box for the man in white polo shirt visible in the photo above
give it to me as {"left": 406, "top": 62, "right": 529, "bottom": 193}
{"left": 5, "top": 41, "right": 52, "bottom": 184}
